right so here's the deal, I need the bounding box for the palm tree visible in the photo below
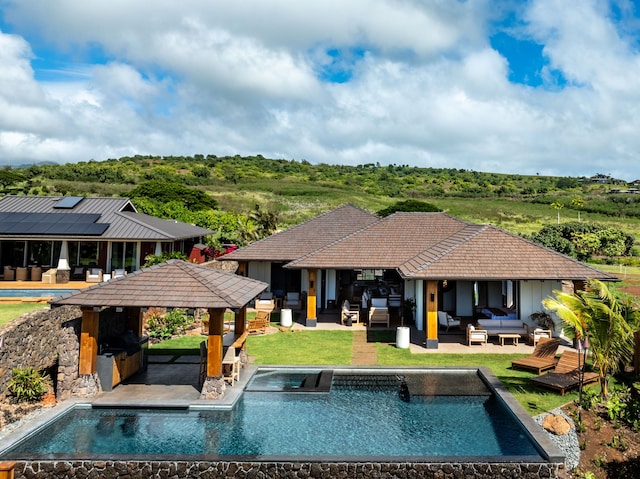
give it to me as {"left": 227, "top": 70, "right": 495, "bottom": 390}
{"left": 551, "top": 201, "right": 564, "bottom": 224}
{"left": 542, "top": 279, "right": 635, "bottom": 398}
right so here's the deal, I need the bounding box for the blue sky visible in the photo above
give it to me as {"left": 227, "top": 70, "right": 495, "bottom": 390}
{"left": 1, "top": 0, "right": 640, "bottom": 180}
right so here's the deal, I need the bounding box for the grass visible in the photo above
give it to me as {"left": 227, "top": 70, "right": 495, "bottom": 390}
{"left": 153, "top": 328, "right": 591, "bottom": 415}
{"left": 0, "top": 303, "right": 49, "bottom": 328}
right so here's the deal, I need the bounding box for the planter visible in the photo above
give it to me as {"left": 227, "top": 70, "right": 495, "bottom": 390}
{"left": 396, "top": 326, "right": 410, "bottom": 349}
{"left": 280, "top": 308, "right": 293, "bottom": 327}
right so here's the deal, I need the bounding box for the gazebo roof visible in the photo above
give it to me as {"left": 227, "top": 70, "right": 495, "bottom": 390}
{"left": 51, "top": 259, "right": 268, "bottom": 309}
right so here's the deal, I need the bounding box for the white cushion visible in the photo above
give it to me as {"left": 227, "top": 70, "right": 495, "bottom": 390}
{"left": 371, "top": 298, "right": 387, "bottom": 308}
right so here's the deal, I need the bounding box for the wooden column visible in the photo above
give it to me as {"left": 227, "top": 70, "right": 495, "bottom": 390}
{"left": 79, "top": 308, "right": 100, "bottom": 375}
{"left": 306, "top": 269, "right": 317, "bottom": 327}
{"left": 207, "top": 308, "right": 225, "bottom": 378}
{"left": 0, "top": 462, "right": 15, "bottom": 479}
{"left": 235, "top": 306, "right": 247, "bottom": 336}
{"left": 425, "top": 280, "right": 439, "bottom": 349}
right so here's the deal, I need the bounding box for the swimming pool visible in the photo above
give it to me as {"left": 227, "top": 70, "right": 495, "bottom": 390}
{"left": 1, "top": 368, "right": 560, "bottom": 463}
{"left": 0, "top": 288, "right": 77, "bottom": 298}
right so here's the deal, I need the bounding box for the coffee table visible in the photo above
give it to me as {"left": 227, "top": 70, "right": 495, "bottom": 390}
{"left": 498, "top": 333, "right": 521, "bottom": 346}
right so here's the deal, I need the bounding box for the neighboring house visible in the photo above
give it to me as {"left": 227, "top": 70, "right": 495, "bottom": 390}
{"left": 0, "top": 195, "right": 213, "bottom": 279}
{"left": 221, "top": 204, "right": 618, "bottom": 348}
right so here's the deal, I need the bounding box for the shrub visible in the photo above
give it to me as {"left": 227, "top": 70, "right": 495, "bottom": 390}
{"left": 8, "top": 367, "right": 49, "bottom": 402}
{"left": 146, "top": 309, "right": 193, "bottom": 341}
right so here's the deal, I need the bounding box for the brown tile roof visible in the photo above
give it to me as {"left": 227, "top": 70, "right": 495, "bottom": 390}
{"left": 51, "top": 259, "right": 268, "bottom": 309}
{"left": 221, "top": 204, "right": 379, "bottom": 262}
{"left": 286, "top": 212, "right": 618, "bottom": 282}
{"left": 287, "top": 212, "right": 469, "bottom": 269}
{"left": 399, "top": 225, "right": 619, "bottom": 281}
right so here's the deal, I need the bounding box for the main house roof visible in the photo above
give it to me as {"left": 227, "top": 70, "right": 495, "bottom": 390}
{"left": 51, "top": 259, "right": 268, "bottom": 309}
{"left": 222, "top": 203, "right": 379, "bottom": 262}
{"left": 0, "top": 195, "right": 213, "bottom": 241}
{"left": 226, "top": 206, "right": 618, "bottom": 282}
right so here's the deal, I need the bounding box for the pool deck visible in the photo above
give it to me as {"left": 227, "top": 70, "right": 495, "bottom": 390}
{"left": 0, "top": 279, "right": 91, "bottom": 302}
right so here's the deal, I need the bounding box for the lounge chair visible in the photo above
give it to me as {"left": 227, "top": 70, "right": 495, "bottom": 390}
{"left": 437, "top": 311, "right": 461, "bottom": 332}
{"left": 511, "top": 337, "right": 561, "bottom": 374}
{"left": 530, "top": 350, "right": 599, "bottom": 395}
{"left": 466, "top": 324, "right": 488, "bottom": 346}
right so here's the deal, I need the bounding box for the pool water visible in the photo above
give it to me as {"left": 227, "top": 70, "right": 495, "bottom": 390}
{"left": 0, "top": 289, "right": 77, "bottom": 298}
{"left": 3, "top": 370, "right": 543, "bottom": 460}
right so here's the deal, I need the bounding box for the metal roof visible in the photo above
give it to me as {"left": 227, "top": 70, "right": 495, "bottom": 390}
{"left": 0, "top": 196, "right": 212, "bottom": 241}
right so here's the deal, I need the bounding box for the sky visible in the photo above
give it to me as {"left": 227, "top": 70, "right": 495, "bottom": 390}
{"left": 1, "top": 0, "right": 640, "bottom": 180}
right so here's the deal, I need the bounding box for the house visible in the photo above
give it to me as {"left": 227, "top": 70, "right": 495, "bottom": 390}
{"left": 0, "top": 195, "right": 213, "bottom": 281}
{"left": 221, "top": 204, "right": 618, "bottom": 348}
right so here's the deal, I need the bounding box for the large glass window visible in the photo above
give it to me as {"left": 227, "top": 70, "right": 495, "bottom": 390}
{"left": 28, "top": 241, "right": 53, "bottom": 266}
{"left": 111, "top": 242, "right": 138, "bottom": 272}
{"left": 68, "top": 241, "right": 99, "bottom": 266}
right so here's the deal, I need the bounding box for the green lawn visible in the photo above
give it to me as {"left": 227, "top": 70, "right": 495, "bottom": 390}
{"left": 0, "top": 303, "right": 49, "bottom": 328}
{"left": 153, "top": 329, "right": 595, "bottom": 416}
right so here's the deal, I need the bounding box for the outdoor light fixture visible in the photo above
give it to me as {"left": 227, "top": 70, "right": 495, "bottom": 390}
{"left": 430, "top": 293, "right": 435, "bottom": 302}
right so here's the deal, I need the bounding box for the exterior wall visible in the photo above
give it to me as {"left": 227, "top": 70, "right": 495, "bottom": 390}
{"left": 414, "top": 280, "right": 424, "bottom": 331}
{"left": 247, "top": 261, "right": 271, "bottom": 287}
{"left": 519, "top": 280, "right": 562, "bottom": 329}
{"left": 0, "top": 306, "right": 82, "bottom": 402}
{"left": 456, "top": 281, "right": 474, "bottom": 317}
{"left": 10, "top": 460, "right": 561, "bottom": 478}
{"left": 325, "top": 269, "right": 337, "bottom": 305}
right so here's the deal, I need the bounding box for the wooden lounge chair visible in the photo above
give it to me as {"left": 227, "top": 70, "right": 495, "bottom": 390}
{"left": 530, "top": 350, "right": 599, "bottom": 395}
{"left": 511, "top": 337, "right": 561, "bottom": 374}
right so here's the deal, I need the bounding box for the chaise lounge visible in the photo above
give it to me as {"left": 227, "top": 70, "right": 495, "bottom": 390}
{"left": 530, "top": 350, "right": 599, "bottom": 395}
{"left": 511, "top": 337, "right": 561, "bottom": 374}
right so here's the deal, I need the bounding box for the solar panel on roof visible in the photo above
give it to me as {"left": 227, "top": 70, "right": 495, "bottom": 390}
{"left": 54, "top": 196, "right": 85, "bottom": 209}
{"left": 0, "top": 212, "right": 108, "bottom": 236}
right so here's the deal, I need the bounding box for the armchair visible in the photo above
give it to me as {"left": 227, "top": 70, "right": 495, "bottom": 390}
{"left": 529, "top": 328, "right": 552, "bottom": 346}
{"left": 112, "top": 268, "right": 127, "bottom": 279}
{"left": 466, "top": 324, "right": 488, "bottom": 346}
{"left": 437, "top": 311, "right": 461, "bottom": 332}
{"left": 341, "top": 300, "right": 360, "bottom": 325}
{"left": 285, "top": 292, "right": 302, "bottom": 309}
{"left": 86, "top": 268, "right": 103, "bottom": 283}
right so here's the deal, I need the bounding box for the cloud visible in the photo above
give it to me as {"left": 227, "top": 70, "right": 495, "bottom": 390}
{"left": 0, "top": 0, "right": 639, "bottom": 180}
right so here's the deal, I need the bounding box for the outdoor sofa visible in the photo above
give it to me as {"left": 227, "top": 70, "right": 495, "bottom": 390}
{"left": 476, "top": 318, "right": 528, "bottom": 337}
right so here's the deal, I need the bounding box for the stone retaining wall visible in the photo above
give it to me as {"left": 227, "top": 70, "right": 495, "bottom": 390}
{"left": 12, "top": 460, "right": 561, "bottom": 479}
{"left": 0, "top": 306, "right": 81, "bottom": 401}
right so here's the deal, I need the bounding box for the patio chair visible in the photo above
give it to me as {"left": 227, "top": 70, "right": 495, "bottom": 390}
{"left": 437, "top": 311, "right": 461, "bottom": 332}
{"left": 112, "top": 268, "right": 127, "bottom": 279}
{"left": 247, "top": 311, "right": 270, "bottom": 335}
{"left": 529, "top": 328, "right": 552, "bottom": 346}
{"left": 284, "top": 292, "right": 302, "bottom": 309}
{"left": 368, "top": 297, "right": 389, "bottom": 327}
{"left": 254, "top": 292, "right": 276, "bottom": 312}
{"left": 341, "top": 300, "right": 360, "bottom": 325}
{"left": 530, "top": 350, "right": 599, "bottom": 395}
{"left": 511, "top": 337, "right": 561, "bottom": 374}
{"left": 85, "top": 267, "right": 103, "bottom": 283}
{"left": 466, "top": 324, "right": 488, "bottom": 346}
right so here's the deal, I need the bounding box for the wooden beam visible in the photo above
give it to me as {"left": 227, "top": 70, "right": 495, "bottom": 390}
{"left": 79, "top": 308, "right": 100, "bottom": 375}
{"left": 207, "top": 308, "right": 225, "bottom": 378}
{"left": 0, "top": 461, "right": 16, "bottom": 479}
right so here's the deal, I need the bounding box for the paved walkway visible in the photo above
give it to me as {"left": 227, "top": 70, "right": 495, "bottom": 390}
{"left": 351, "top": 330, "right": 379, "bottom": 365}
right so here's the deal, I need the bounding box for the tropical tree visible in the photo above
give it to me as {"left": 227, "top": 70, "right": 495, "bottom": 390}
{"left": 571, "top": 197, "right": 585, "bottom": 223}
{"left": 542, "top": 279, "right": 635, "bottom": 398}
{"left": 551, "top": 201, "right": 564, "bottom": 224}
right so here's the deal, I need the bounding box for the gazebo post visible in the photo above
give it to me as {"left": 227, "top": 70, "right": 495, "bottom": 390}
{"left": 207, "top": 308, "right": 225, "bottom": 378}
{"left": 79, "top": 307, "right": 100, "bottom": 375}
{"left": 235, "top": 306, "right": 246, "bottom": 336}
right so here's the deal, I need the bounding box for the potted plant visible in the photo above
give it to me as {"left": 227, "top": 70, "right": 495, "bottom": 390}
{"left": 529, "top": 311, "right": 555, "bottom": 331}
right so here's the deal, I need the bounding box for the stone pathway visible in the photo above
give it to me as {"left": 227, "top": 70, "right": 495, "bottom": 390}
{"left": 351, "top": 330, "right": 379, "bottom": 365}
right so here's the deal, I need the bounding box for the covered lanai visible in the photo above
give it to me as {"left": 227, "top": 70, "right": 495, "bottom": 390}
{"left": 51, "top": 259, "right": 268, "bottom": 399}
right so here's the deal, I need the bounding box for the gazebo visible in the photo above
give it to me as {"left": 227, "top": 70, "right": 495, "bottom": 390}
{"left": 51, "top": 259, "right": 268, "bottom": 399}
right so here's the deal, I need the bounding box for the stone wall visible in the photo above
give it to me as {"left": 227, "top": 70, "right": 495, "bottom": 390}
{"left": 11, "top": 460, "right": 561, "bottom": 479}
{"left": 0, "top": 306, "right": 81, "bottom": 401}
